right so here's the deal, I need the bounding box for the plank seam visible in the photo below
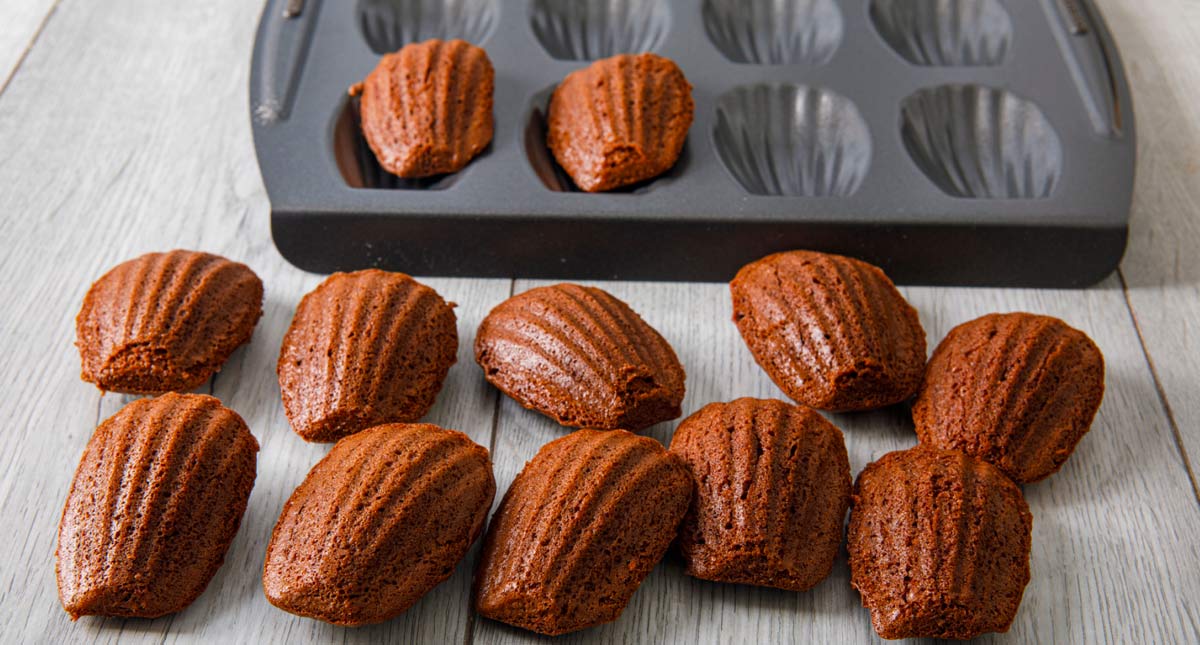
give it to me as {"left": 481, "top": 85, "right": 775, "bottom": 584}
{"left": 484, "top": 277, "right": 516, "bottom": 462}
{"left": 464, "top": 277, "right": 515, "bottom": 645}
{"left": 1118, "top": 268, "right": 1200, "bottom": 506}
{"left": 0, "top": 0, "right": 63, "bottom": 98}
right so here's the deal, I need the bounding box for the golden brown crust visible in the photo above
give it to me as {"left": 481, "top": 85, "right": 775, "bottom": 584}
{"left": 56, "top": 393, "right": 258, "bottom": 619}
{"left": 847, "top": 445, "right": 1032, "bottom": 640}
{"left": 263, "top": 423, "right": 494, "bottom": 626}
{"left": 913, "top": 312, "right": 1105, "bottom": 483}
{"left": 669, "top": 398, "right": 850, "bottom": 591}
{"left": 547, "top": 53, "right": 693, "bottom": 192}
{"left": 730, "top": 250, "right": 926, "bottom": 411}
{"left": 75, "top": 250, "right": 263, "bottom": 394}
{"left": 474, "top": 429, "right": 692, "bottom": 635}
{"left": 474, "top": 283, "right": 685, "bottom": 431}
{"left": 356, "top": 39, "right": 494, "bottom": 178}
{"left": 277, "top": 269, "right": 457, "bottom": 442}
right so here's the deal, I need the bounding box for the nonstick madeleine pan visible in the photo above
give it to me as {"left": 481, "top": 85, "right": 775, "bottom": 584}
{"left": 250, "top": 0, "right": 1135, "bottom": 287}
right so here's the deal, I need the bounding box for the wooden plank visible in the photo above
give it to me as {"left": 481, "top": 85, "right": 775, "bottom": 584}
{"left": 0, "top": 0, "right": 508, "bottom": 642}
{"left": 0, "top": 244, "right": 104, "bottom": 639}
{"left": 0, "top": 0, "right": 57, "bottom": 91}
{"left": 1096, "top": 0, "right": 1200, "bottom": 496}
{"left": 473, "top": 278, "right": 1200, "bottom": 644}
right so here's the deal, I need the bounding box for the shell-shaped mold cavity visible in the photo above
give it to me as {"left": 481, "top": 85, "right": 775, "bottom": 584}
{"left": 530, "top": 0, "right": 669, "bottom": 61}
{"left": 913, "top": 313, "right": 1105, "bottom": 483}
{"left": 731, "top": 250, "right": 927, "bottom": 411}
{"left": 870, "top": 0, "right": 1013, "bottom": 66}
{"left": 57, "top": 394, "right": 259, "bottom": 619}
{"left": 474, "top": 429, "right": 693, "bottom": 636}
{"left": 75, "top": 250, "right": 264, "bottom": 394}
{"left": 901, "top": 85, "right": 1063, "bottom": 199}
{"left": 848, "top": 446, "right": 1032, "bottom": 640}
{"left": 524, "top": 85, "right": 582, "bottom": 192}
{"left": 475, "top": 283, "right": 685, "bottom": 431}
{"left": 670, "top": 398, "right": 851, "bottom": 591}
{"left": 352, "top": 39, "right": 494, "bottom": 180}
{"left": 277, "top": 269, "right": 458, "bottom": 443}
{"left": 703, "top": 0, "right": 844, "bottom": 65}
{"left": 263, "top": 424, "right": 495, "bottom": 626}
{"left": 713, "top": 84, "right": 871, "bottom": 196}
{"left": 544, "top": 53, "right": 694, "bottom": 192}
{"left": 357, "top": 0, "right": 496, "bottom": 55}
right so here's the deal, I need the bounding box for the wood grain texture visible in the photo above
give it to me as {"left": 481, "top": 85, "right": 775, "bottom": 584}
{"left": 0, "top": 0, "right": 1197, "bottom": 642}
{"left": 473, "top": 280, "right": 1200, "bottom": 644}
{"left": 1097, "top": 0, "right": 1200, "bottom": 496}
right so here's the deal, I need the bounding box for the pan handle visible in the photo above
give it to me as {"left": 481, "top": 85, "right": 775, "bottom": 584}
{"left": 1045, "top": 0, "right": 1125, "bottom": 138}
{"left": 250, "top": 0, "right": 322, "bottom": 125}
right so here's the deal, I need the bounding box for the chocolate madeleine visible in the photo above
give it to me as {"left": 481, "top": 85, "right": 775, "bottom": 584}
{"left": 670, "top": 398, "right": 851, "bottom": 591}
{"left": 731, "top": 250, "right": 926, "bottom": 411}
{"left": 475, "top": 429, "right": 692, "bottom": 635}
{"left": 353, "top": 39, "right": 494, "bottom": 178}
{"left": 848, "top": 446, "right": 1032, "bottom": 640}
{"left": 278, "top": 270, "right": 457, "bottom": 442}
{"left": 913, "top": 312, "right": 1105, "bottom": 483}
{"left": 548, "top": 53, "right": 694, "bottom": 191}
{"left": 76, "top": 250, "right": 263, "bottom": 394}
{"left": 56, "top": 393, "right": 258, "bottom": 619}
{"left": 264, "top": 423, "right": 493, "bottom": 625}
{"left": 474, "top": 283, "right": 685, "bottom": 431}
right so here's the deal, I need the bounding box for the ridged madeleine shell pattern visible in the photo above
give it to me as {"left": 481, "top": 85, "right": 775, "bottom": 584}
{"left": 713, "top": 84, "right": 871, "bottom": 196}
{"left": 546, "top": 53, "right": 694, "bottom": 192}
{"left": 277, "top": 269, "right": 458, "bottom": 442}
{"left": 669, "top": 398, "right": 851, "bottom": 591}
{"left": 703, "top": 0, "right": 844, "bottom": 65}
{"left": 731, "top": 251, "right": 926, "bottom": 411}
{"left": 353, "top": 39, "right": 494, "bottom": 178}
{"left": 474, "top": 283, "right": 685, "bottom": 431}
{"left": 75, "top": 250, "right": 263, "bottom": 394}
{"left": 263, "top": 423, "right": 495, "bottom": 626}
{"left": 870, "top": 0, "right": 1013, "bottom": 67}
{"left": 848, "top": 446, "right": 1032, "bottom": 640}
{"left": 56, "top": 393, "right": 259, "bottom": 619}
{"left": 474, "top": 429, "right": 692, "bottom": 635}
{"left": 913, "top": 312, "right": 1105, "bottom": 483}
{"left": 901, "top": 84, "right": 1063, "bottom": 198}
{"left": 357, "top": 0, "right": 497, "bottom": 55}
{"left": 530, "top": 0, "right": 669, "bottom": 61}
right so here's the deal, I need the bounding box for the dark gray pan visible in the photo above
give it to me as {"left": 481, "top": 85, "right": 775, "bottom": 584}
{"left": 250, "top": 0, "right": 1135, "bottom": 287}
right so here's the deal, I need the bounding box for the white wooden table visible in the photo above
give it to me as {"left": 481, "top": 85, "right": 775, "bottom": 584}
{"left": 2, "top": 0, "right": 1198, "bottom": 642}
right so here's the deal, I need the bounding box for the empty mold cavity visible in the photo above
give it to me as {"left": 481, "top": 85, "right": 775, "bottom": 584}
{"left": 333, "top": 96, "right": 472, "bottom": 190}
{"left": 523, "top": 85, "right": 690, "bottom": 193}
{"left": 357, "top": 0, "right": 496, "bottom": 55}
{"left": 870, "top": 0, "right": 1012, "bottom": 66}
{"left": 901, "top": 85, "right": 1062, "bottom": 199}
{"left": 530, "top": 0, "right": 669, "bottom": 61}
{"left": 713, "top": 84, "right": 871, "bottom": 197}
{"left": 703, "top": 0, "right": 843, "bottom": 65}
